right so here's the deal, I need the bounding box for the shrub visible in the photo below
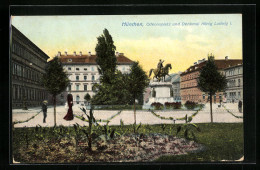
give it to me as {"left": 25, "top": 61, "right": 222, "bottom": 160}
{"left": 151, "top": 102, "right": 164, "bottom": 110}
{"left": 184, "top": 101, "right": 197, "bottom": 110}
{"left": 164, "top": 102, "right": 182, "bottom": 109}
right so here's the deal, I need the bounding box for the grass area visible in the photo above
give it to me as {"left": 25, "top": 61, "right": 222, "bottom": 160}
{"left": 12, "top": 123, "right": 243, "bottom": 162}
{"left": 154, "top": 123, "right": 244, "bottom": 162}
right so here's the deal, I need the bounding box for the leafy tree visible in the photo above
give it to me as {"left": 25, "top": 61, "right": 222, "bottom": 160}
{"left": 84, "top": 93, "right": 91, "bottom": 105}
{"left": 127, "top": 62, "right": 149, "bottom": 126}
{"left": 95, "top": 28, "right": 117, "bottom": 84}
{"left": 42, "top": 57, "right": 70, "bottom": 126}
{"left": 197, "top": 55, "right": 227, "bottom": 123}
{"left": 91, "top": 71, "right": 131, "bottom": 105}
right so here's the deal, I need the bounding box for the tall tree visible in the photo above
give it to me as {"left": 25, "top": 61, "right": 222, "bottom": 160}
{"left": 42, "top": 57, "right": 70, "bottom": 126}
{"left": 197, "top": 55, "right": 227, "bottom": 123}
{"left": 95, "top": 28, "right": 117, "bottom": 84}
{"left": 127, "top": 62, "right": 149, "bottom": 126}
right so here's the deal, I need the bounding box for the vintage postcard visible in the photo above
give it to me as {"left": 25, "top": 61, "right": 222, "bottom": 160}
{"left": 11, "top": 14, "right": 244, "bottom": 163}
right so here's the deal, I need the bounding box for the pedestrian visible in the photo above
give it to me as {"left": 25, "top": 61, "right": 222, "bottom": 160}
{"left": 238, "top": 100, "right": 242, "bottom": 113}
{"left": 42, "top": 100, "right": 48, "bottom": 123}
{"left": 64, "top": 94, "right": 74, "bottom": 120}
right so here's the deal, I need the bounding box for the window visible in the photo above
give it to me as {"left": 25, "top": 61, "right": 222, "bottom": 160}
{"left": 238, "top": 92, "right": 241, "bottom": 98}
{"left": 76, "top": 85, "right": 79, "bottom": 91}
{"left": 84, "top": 68, "right": 87, "bottom": 71}
{"left": 91, "top": 67, "right": 94, "bottom": 71}
{"left": 76, "top": 68, "right": 79, "bottom": 71}
{"left": 68, "top": 67, "right": 71, "bottom": 70}
{"left": 92, "top": 75, "right": 95, "bottom": 81}
{"left": 84, "top": 76, "right": 87, "bottom": 80}
{"left": 76, "top": 95, "right": 80, "bottom": 104}
{"left": 68, "top": 59, "right": 72, "bottom": 62}
{"left": 76, "top": 76, "right": 79, "bottom": 81}
{"left": 68, "top": 85, "right": 71, "bottom": 91}
{"left": 122, "top": 66, "right": 125, "bottom": 71}
{"left": 238, "top": 79, "right": 240, "bottom": 87}
{"left": 84, "top": 85, "right": 87, "bottom": 91}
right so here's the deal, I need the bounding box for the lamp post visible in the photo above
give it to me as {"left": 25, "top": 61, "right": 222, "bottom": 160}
{"left": 22, "top": 63, "right": 32, "bottom": 110}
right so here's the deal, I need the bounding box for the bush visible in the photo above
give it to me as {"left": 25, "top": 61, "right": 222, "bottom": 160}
{"left": 164, "top": 102, "right": 182, "bottom": 109}
{"left": 151, "top": 102, "right": 164, "bottom": 110}
{"left": 184, "top": 101, "right": 197, "bottom": 110}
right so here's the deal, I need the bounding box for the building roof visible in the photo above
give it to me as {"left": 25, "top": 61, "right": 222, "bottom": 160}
{"left": 12, "top": 25, "right": 50, "bottom": 60}
{"left": 181, "top": 58, "right": 243, "bottom": 76}
{"left": 165, "top": 73, "right": 180, "bottom": 83}
{"left": 59, "top": 53, "right": 134, "bottom": 64}
{"left": 224, "top": 63, "right": 243, "bottom": 70}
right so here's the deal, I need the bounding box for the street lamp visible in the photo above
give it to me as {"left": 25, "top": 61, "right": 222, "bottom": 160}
{"left": 22, "top": 63, "right": 33, "bottom": 110}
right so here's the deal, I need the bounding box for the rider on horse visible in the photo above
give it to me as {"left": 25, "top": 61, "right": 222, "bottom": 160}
{"left": 157, "top": 59, "right": 164, "bottom": 75}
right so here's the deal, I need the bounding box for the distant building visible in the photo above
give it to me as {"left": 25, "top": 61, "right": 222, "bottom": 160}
{"left": 224, "top": 64, "right": 243, "bottom": 103}
{"left": 11, "top": 25, "right": 49, "bottom": 108}
{"left": 59, "top": 51, "right": 134, "bottom": 105}
{"left": 180, "top": 56, "right": 243, "bottom": 103}
{"left": 165, "top": 73, "right": 181, "bottom": 102}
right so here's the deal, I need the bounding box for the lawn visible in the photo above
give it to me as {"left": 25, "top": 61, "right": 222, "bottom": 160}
{"left": 12, "top": 123, "right": 243, "bottom": 163}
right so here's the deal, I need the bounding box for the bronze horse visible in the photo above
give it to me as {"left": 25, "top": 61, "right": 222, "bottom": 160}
{"left": 149, "top": 63, "right": 172, "bottom": 82}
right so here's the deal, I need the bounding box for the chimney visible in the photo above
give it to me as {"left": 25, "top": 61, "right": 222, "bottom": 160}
{"left": 57, "top": 51, "right": 61, "bottom": 57}
{"left": 116, "top": 52, "right": 119, "bottom": 56}
{"left": 88, "top": 51, "right": 91, "bottom": 56}
{"left": 225, "top": 56, "right": 228, "bottom": 60}
{"left": 65, "top": 51, "right": 67, "bottom": 56}
{"left": 73, "top": 51, "right": 76, "bottom": 56}
{"left": 79, "top": 51, "right": 82, "bottom": 56}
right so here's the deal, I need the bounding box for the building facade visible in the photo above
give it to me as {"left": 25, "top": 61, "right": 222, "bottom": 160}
{"left": 59, "top": 51, "right": 134, "bottom": 105}
{"left": 165, "top": 73, "right": 181, "bottom": 102}
{"left": 180, "top": 56, "right": 243, "bottom": 104}
{"left": 224, "top": 64, "right": 243, "bottom": 103}
{"left": 11, "top": 26, "right": 49, "bottom": 108}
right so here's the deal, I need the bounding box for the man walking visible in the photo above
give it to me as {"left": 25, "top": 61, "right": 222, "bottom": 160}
{"left": 42, "top": 100, "right": 48, "bottom": 123}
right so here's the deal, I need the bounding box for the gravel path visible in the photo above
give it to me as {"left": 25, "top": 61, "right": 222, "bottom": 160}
{"left": 12, "top": 103, "right": 243, "bottom": 128}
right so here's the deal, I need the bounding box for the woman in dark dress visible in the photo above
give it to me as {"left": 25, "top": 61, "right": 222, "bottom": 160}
{"left": 64, "top": 94, "right": 74, "bottom": 120}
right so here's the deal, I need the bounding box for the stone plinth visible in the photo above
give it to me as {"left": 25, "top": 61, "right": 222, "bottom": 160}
{"left": 143, "top": 82, "right": 174, "bottom": 109}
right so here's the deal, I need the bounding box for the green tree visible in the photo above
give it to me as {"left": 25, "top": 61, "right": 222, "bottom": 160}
{"left": 84, "top": 93, "right": 91, "bottom": 105}
{"left": 95, "top": 28, "right": 117, "bottom": 84}
{"left": 42, "top": 57, "right": 70, "bottom": 126}
{"left": 91, "top": 71, "right": 131, "bottom": 105}
{"left": 197, "top": 55, "right": 227, "bottom": 123}
{"left": 127, "top": 62, "right": 149, "bottom": 126}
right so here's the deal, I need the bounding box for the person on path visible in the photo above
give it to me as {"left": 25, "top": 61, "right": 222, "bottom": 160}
{"left": 238, "top": 100, "right": 242, "bottom": 113}
{"left": 42, "top": 100, "right": 48, "bottom": 123}
{"left": 64, "top": 94, "right": 74, "bottom": 120}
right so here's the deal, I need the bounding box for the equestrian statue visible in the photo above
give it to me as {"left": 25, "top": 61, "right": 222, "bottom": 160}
{"left": 149, "top": 59, "right": 172, "bottom": 82}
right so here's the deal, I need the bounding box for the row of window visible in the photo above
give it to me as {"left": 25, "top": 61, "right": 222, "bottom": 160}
{"left": 228, "top": 79, "right": 241, "bottom": 87}
{"left": 12, "top": 62, "right": 42, "bottom": 82}
{"left": 12, "top": 85, "right": 47, "bottom": 101}
{"left": 67, "top": 84, "right": 96, "bottom": 91}
{"left": 181, "top": 72, "right": 199, "bottom": 82}
{"left": 12, "top": 42, "right": 43, "bottom": 67}
{"left": 225, "top": 68, "right": 241, "bottom": 76}
{"left": 67, "top": 67, "right": 96, "bottom": 72}
{"left": 228, "top": 92, "right": 241, "bottom": 98}
{"left": 181, "top": 81, "right": 197, "bottom": 89}
{"left": 74, "top": 75, "right": 96, "bottom": 81}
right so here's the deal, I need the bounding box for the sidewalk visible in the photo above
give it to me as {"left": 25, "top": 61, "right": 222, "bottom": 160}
{"left": 12, "top": 103, "right": 243, "bottom": 128}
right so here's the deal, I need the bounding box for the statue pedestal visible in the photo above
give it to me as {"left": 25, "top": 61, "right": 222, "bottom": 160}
{"left": 143, "top": 82, "right": 174, "bottom": 109}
